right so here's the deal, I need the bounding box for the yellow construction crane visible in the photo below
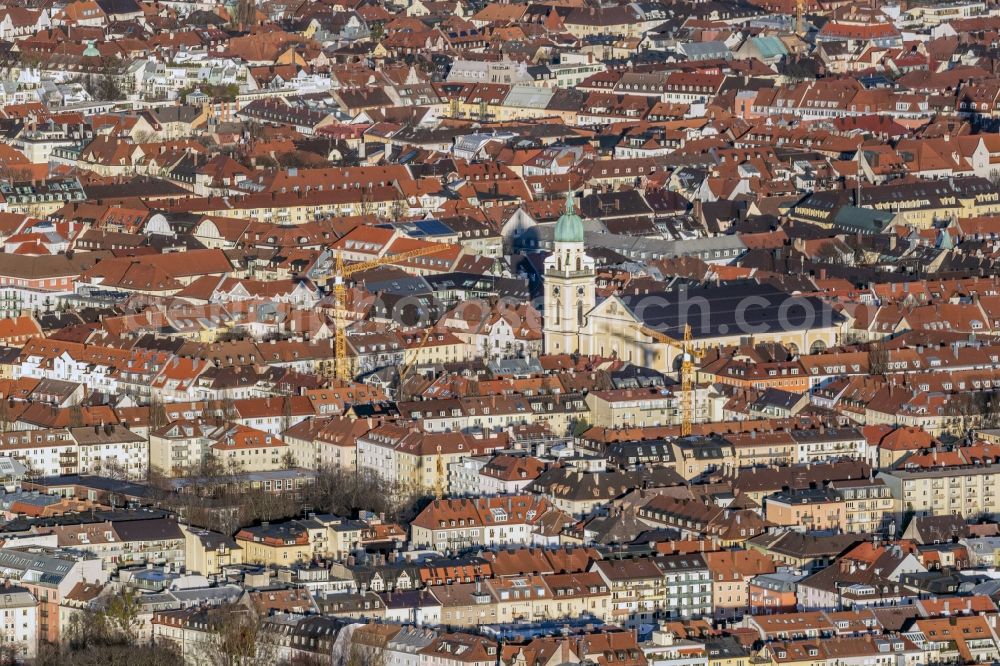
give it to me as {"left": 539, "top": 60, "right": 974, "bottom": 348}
{"left": 331, "top": 244, "right": 449, "bottom": 380}
{"left": 633, "top": 323, "right": 705, "bottom": 437}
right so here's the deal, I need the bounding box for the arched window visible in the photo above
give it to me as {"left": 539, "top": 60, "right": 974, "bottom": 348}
{"left": 810, "top": 340, "right": 828, "bottom": 354}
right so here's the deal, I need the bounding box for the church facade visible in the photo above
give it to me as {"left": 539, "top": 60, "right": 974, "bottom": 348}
{"left": 542, "top": 195, "right": 846, "bottom": 368}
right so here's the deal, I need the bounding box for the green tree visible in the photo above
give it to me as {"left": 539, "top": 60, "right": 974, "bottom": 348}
{"left": 84, "top": 57, "right": 125, "bottom": 101}
{"left": 104, "top": 587, "right": 142, "bottom": 644}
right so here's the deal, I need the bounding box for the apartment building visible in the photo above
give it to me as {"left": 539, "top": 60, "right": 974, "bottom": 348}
{"left": 765, "top": 488, "right": 845, "bottom": 532}
{"left": 148, "top": 420, "right": 218, "bottom": 476}
{"left": 705, "top": 550, "right": 777, "bottom": 622}
{"left": 0, "top": 585, "right": 37, "bottom": 662}
{"left": 830, "top": 479, "right": 896, "bottom": 534}
{"left": 0, "top": 429, "right": 77, "bottom": 477}
{"left": 749, "top": 572, "right": 802, "bottom": 615}
{"left": 879, "top": 463, "right": 1000, "bottom": 518}
{"left": 591, "top": 553, "right": 711, "bottom": 627}
{"left": 591, "top": 557, "right": 665, "bottom": 629}
{"left": 658, "top": 553, "right": 712, "bottom": 621}
{"left": 182, "top": 526, "right": 244, "bottom": 576}
{"left": 70, "top": 424, "right": 147, "bottom": 479}
{"left": 209, "top": 425, "right": 289, "bottom": 473}
{"left": 357, "top": 425, "right": 507, "bottom": 492}
{"left": 0, "top": 546, "right": 105, "bottom": 644}
{"left": 430, "top": 582, "right": 499, "bottom": 627}
{"left": 236, "top": 520, "right": 322, "bottom": 566}
{"left": 409, "top": 496, "right": 555, "bottom": 551}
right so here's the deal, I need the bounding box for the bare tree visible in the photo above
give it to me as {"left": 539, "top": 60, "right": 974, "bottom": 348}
{"left": 146, "top": 466, "right": 174, "bottom": 493}
{"left": 342, "top": 632, "right": 389, "bottom": 666}
{"left": 164, "top": 453, "right": 299, "bottom": 534}
{"left": 307, "top": 466, "right": 425, "bottom": 524}
{"left": 867, "top": 341, "right": 889, "bottom": 377}
{"left": 0, "top": 643, "right": 23, "bottom": 666}
{"left": 281, "top": 395, "right": 294, "bottom": 435}
{"left": 0, "top": 163, "right": 34, "bottom": 182}
{"left": 148, "top": 394, "right": 168, "bottom": 431}
{"left": 49, "top": 588, "right": 180, "bottom": 666}
{"left": 68, "top": 404, "right": 85, "bottom": 427}
{"left": 284, "top": 655, "right": 331, "bottom": 666}
{"left": 221, "top": 395, "right": 237, "bottom": 421}
{"left": 947, "top": 392, "right": 992, "bottom": 438}
{"left": 103, "top": 458, "right": 130, "bottom": 482}
{"left": 230, "top": 0, "right": 257, "bottom": 29}
{"left": 0, "top": 398, "right": 11, "bottom": 434}
{"left": 199, "top": 606, "right": 276, "bottom": 666}
{"left": 238, "top": 487, "right": 299, "bottom": 528}
{"left": 20, "top": 456, "right": 40, "bottom": 481}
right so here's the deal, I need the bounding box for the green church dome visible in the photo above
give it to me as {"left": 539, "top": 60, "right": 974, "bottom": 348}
{"left": 553, "top": 191, "right": 583, "bottom": 243}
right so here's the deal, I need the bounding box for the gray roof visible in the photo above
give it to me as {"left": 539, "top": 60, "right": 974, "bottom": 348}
{"left": 0, "top": 490, "right": 59, "bottom": 510}
{"left": 618, "top": 281, "right": 844, "bottom": 341}
{"left": 388, "top": 626, "right": 439, "bottom": 651}
{"left": 963, "top": 536, "right": 1000, "bottom": 555}
{"left": 488, "top": 358, "right": 544, "bottom": 376}
{"left": 504, "top": 84, "right": 554, "bottom": 109}
{"left": 752, "top": 388, "right": 804, "bottom": 411}
{"left": 751, "top": 570, "right": 806, "bottom": 592}
{"left": 0, "top": 458, "right": 26, "bottom": 480}
{"left": 114, "top": 518, "right": 184, "bottom": 542}
{"left": 833, "top": 205, "right": 894, "bottom": 233}
{"left": 169, "top": 584, "right": 243, "bottom": 606}
{"left": 0, "top": 547, "right": 79, "bottom": 581}
{"left": 532, "top": 226, "right": 746, "bottom": 263}
{"left": 362, "top": 275, "right": 432, "bottom": 295}
{"left": 30, "top": 378, "right": 81, "bottom": 400}
{"left": 70, "top": 424, "right": 144, "bottom": 446}
{"left": 136, "top": 592, "right": 176, "bottom": 608}
{"left": 0, "top": 586, "right": 35, "bottom": 608}
{"left": 680, "top": 41, "right": 732, "bottom": 60}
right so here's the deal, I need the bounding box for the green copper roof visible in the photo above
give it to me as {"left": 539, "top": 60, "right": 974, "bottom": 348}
{"left": 554, "top": 191, "right": 583, "bottom": 243}
{"left": 751, "top": 36, "right": 787, "bottom": 60}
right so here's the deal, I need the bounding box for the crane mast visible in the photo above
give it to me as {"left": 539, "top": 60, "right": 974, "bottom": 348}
{"left": 330, "top": 244, "right": 450, "bottom": 381}
{"left": 633, "top": 323, "right": 705, "bottom": 436}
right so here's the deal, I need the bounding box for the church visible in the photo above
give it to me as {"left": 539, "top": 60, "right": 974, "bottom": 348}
{"left": 542, "top": 192, "right": 595, "bottom": 356}
{"left": 542, "top": 194, "right": 846, "bottom": 371}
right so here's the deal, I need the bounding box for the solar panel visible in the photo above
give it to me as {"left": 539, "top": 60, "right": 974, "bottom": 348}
{"left": 413, "top": 219, "right": 454, "bottom": 236}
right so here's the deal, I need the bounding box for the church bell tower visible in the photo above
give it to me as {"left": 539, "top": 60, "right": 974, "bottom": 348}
{"left": 543, "top": 192, "right": 595, "bottom": 355}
